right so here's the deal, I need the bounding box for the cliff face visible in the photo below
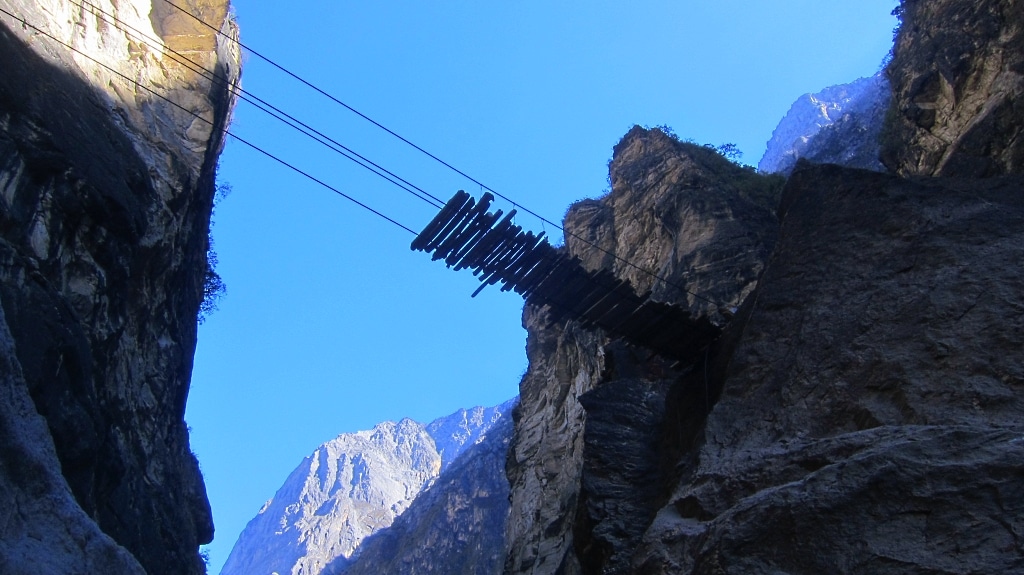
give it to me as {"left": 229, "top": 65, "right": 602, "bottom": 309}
{"left": 882, "top": 0, "right": 1024, "bottom": 176}
{"left": 632, "top": 164, "right": 1024, "bottom": 575}
{"left": 504, "top": 1, "right": 1024, "bottom": 573}
{"left": 503, "top": 129, "right": 783, "bottom": 574}
{"left": 222, "top": 419, "right": 444, "bottom": 575}
{"left": 0, "top": 1, "right": 239, "bottom": 574}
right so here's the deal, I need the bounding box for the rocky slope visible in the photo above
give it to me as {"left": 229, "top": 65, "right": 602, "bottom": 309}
{"left": 0, "top": 1, "right": 239, "bottom": 574}
{"left": 503, "top": 1, "right": 1024, "bottom": 573}
{"left": 222, "top": 400, "right": 514, "bottom": 575}
{"left": 759, "top": 73, "right": 890, "bottom": 175}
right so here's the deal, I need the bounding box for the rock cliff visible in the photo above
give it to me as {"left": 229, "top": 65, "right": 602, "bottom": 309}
{"left": 633, "top": 163, "right": 1024, "bottom": 575}
{"left": 0, "top": 1, "right": 239, "bottom": 574}
{"left": 221, "top": 419, "right": 444, "bottom": 575}
{"left": 882, "top": 0, "right": 1024, "bottom": 176}
{"left": 503, "top": 129, "right": 784, "bottom": 574}
{"left": 503, "top": 1, "right": 1024, "bottom": 574}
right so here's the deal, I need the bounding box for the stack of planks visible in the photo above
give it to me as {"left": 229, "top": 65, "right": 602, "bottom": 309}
{"left": 412, "top": 191, "right": 721, "bottom": 363}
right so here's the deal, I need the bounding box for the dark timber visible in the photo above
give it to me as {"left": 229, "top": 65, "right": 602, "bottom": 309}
{"left": 412, "top": 191, "right": 721, "bottom": 363}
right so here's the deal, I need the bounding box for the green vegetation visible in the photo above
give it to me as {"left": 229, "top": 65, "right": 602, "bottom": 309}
{"left": 199, "top": 180, "right": 231, "bottom": 324}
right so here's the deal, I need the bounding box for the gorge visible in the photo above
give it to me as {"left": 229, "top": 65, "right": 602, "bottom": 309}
{"left": 1, "top": 1, "right": 1021, "bottom": 574}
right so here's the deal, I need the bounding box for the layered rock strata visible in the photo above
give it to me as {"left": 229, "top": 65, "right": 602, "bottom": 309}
{"left": 0, "top": 1, "right": 239, "bottom": 573}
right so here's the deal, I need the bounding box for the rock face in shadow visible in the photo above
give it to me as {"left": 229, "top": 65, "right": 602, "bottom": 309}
{"left": 503, "top": 128, "right": 783, "bottom": 575}
{"left": 882, "top": 0, "right": 1024, "bottom": 176}
{"left": 633, "top": 164, "right": 1024, "bottom": 575}
{"left": 0, "top": 1, "right": 239, "bottom": 574}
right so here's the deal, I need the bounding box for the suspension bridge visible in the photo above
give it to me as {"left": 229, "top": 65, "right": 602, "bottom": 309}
{"left": 0, "top": 0, "right": 726, "bottom": 364}
{"left": 412, "top": 191, "right": 721, "bottom": 363}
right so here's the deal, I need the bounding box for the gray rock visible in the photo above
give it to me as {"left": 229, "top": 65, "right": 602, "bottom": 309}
{"left": 221, "top": 419, "right": 443, "bottom": 575}
{"left": 340, "top": 410, "right": 515, "bottom": 575}
{"left": 634, "top": 164, "right": 1024, "bottom": 574}
{"left": 504, "top": 127, "right": 783, "bottom": 575}
{"left": 881, "top": 0, "right": 1024, "bottom": 176}
{"left": 223, "top": 400, "right": 516, "bottom": 575}
{"left": 0, "top": 1, "right": 239, "bottom": 573}
{"left": 0, "top": 294, "right": 146, "bottom": 575}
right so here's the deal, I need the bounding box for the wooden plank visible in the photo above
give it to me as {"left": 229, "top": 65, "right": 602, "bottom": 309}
{"left": 502, "top": 234, "right": 549, "bottom": 291}
{"left": 432, "top": 193, "right": 494, "bottom": 261}
{"left": 519, "top": 253, "right": 559, "bottom": 298}
{"left": 457, "top": 210, "right": 517, "bottom": 271}
{"left": 477, "top": 224, "right": 523, "bottom": 272}
{"left": 446, "top": 208, "right": 502, "bottom": 267}
{"left": 506, "top": 232, "right": 547, "bottom": 276}
{"left": 423, "top": 198, "right": 476, "bottom": 254}
{"left": 563, "top": 275, "right": 616, "bottom": 319}
{"left": 411, "top": 190, "right": 471, "bottom": 252}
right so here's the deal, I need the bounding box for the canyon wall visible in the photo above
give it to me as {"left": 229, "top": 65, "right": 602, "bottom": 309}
{"left": 504, "top": 1, "right": 1024, "bottom": 573}
{"left": 0, "top": 1, "right": 239, "bottom": 573}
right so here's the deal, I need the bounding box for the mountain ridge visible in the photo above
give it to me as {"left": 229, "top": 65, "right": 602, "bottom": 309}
{"left": 220, "top": 398, "right": 516, "bottom": 575}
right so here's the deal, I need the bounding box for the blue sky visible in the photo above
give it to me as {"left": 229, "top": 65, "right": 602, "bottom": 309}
{"left": 184, "top": 1, "right": 898, "bottom": 572}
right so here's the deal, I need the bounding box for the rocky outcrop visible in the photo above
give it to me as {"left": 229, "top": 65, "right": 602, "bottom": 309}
{"left": 223, "top": 400, "right": 515, "bottom": 575}
{"left": 340, "top": 412, "right": 514, "bottom": 575}
{"left": 882, "top": 0, "right": 1024, "bottom": 176}
{"left": 503, "top": 128, "right": 783, "bottom": 574}
{"left": 759, "top": 73, "right": 890, "bottom": 175}
{"left": 0, "top": 1, "right": 239, "bottom": 574}
{"left": 633, "top": 164, "right": 1024, "bottom": 575}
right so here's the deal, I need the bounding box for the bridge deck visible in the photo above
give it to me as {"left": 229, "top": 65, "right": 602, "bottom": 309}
{"left": 412, "top": 191, "right": 721, "bottom": 363}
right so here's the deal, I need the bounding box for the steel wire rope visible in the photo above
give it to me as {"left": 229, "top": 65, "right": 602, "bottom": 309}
{"left": 156, "top": 0, "right": 724, "bottom": 310}
{"left": 72, "top": 0, "right": 445, "bottom": 211}
{"left": 0, "top": 7, "right": 419, "bottom": 236}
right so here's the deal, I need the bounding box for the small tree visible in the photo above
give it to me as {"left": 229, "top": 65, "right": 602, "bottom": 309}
{"left": 199, "top": 180, "right": 231, "bottom": 324}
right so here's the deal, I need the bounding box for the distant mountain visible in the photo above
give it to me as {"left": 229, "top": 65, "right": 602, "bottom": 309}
{"left": 220, "top": 399, "right": 516, "bottom": 575}
{"left": 427, "top": 401, "right": 512, "bottom": 471}
{"left": 337, "top": 413, "right": 514, "bottom": 575}
{"left": 759, "top": 72, "right": 890, "bottom": 174}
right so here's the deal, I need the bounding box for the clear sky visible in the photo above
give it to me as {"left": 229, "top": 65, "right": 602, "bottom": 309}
{"left": 183, "top": 1, "right": 898, "bottom": 572}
